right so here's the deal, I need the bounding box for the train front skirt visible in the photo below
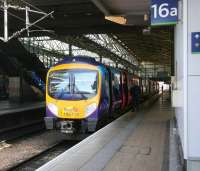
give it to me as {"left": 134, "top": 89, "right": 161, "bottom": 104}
{"left": 44, "top": 117, "right": 98, "bottom": 134}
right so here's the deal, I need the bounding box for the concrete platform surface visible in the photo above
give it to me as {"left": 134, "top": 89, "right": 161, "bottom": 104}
{"left": 103, "top": 95, "right": 173, "bottom": 171}
{"left": 37, "top": 94, "right": 173, "bottom": 171}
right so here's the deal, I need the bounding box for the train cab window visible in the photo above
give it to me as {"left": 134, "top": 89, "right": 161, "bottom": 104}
{"left": 73, "top": 71, "right": 98, "bottom": 95}
{"left": 48, "top": 71, "right": 70, "bottom": 97}
{"left": 48, "top": 69, "right": 98, "bottom": 100}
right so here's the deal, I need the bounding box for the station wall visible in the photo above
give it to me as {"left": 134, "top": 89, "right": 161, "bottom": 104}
{"left": 174, "top": 0, "right": 188, "bottom": 159}
{"left": 187, "top": 0, "right": 200, "bottom": 159}
{"left": 174, "top": 0, "right": 200, "bottom": 161}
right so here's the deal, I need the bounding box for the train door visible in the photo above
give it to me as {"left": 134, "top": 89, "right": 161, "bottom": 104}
{"left": 120, "top": 71, "right": 125, "bottom": 110}
{"left": 121, "top": 71, "right": 128, "bottom": 110}
{"left": 108, "top": 68, "right": 122, "bottom": 116}
{"left": 126, "top": 73, "right": 132, "bottom": 106}
{"left": 103, "top": 70, "right": 111, "bottom": 116}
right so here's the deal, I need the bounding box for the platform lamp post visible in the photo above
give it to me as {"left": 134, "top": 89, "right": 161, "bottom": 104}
{"left": 99, "top": 55, "right": 102, "bottom": 63}
{"left": 144, "top": 66, "right": 147, "bottom": 88}
{"left": 3, "top": 0, "right": 8, "bottom": 42}
{"left": 49, "top": 56, "right": 52, "bottom": 67}
{"left": 42, "top": 51, "right": 45, "bottom": 64}
{"left": 154, "top": 64, "right": 156, "bottom": 79}
{"left": 115, "top": 62, "right": 118, "bottom": 68}
{"left": 69, "top": 43, "right": 72, "bottom": 56}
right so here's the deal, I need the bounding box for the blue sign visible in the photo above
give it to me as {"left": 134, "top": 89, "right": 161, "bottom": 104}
{"left": 151, "top": 0, "right": 178, "bottom": 26}
{"left": 192, "top": 32, "right": 200, "bottom": 54}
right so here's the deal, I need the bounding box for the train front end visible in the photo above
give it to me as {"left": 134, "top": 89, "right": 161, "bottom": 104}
{"left": 44, "top": 61, "right": 101, "bottom": 134}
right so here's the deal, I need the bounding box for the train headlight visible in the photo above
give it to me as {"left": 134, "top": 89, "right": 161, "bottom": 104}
{"left": 85, "top": 103, "right": 97, "bottom": 116}
{"left": 47, "top": 103, "right": 58, "bottom": 116}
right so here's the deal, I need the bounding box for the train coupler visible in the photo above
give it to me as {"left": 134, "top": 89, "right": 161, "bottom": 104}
{"left": 60, "top": 121, "right": 75, "bottom": 134}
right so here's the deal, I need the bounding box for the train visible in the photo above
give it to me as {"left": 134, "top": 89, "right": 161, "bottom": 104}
{"left": 44, "top": 56, "right": 159, "bottom": 134}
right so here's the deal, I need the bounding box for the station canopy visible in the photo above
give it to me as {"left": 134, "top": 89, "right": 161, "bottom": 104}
{"left": 0, "top": 0, "right": 173, "bottom": 78}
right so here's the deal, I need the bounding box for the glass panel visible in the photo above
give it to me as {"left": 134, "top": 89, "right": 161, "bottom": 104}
{"left": 48, "top": 71, "right": 70, "bottom": 99}
{"left": 74, "top": 71, "right": 97, "bottom": 95}
{"left": 48, "top": 69, "right": 98, "bottom": 100}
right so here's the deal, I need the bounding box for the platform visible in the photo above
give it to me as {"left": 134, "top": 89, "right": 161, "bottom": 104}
{"left": 0, "top": 101, "right": 45, "bottom": 115}
{"left": 37, "top": 93, "right": 174, "bottom": 171}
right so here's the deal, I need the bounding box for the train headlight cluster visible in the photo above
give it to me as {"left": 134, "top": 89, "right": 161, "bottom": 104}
{"left": 85, "top": 103, "right": 97, "bottom": 116}
{"left": 47, "top": 103, "right": 58, "bottom": 116}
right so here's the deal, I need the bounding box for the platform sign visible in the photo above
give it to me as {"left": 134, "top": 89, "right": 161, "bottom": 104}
{"left": 151, "top": 0, "right": 178, "bottom": 26}
{"left": 192, "top": 32, "right": 200, "bottom": 54}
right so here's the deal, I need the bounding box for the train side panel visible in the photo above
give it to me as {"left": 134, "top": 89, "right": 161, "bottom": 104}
{"left": 95, "top": 67, "right": 110, "bottom": 129}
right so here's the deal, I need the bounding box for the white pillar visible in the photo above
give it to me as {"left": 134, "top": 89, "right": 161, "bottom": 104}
{"left": 174, "top": 0, "right": 200, "bottom": 170}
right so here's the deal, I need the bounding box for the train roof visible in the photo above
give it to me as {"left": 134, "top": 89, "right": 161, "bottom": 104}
{"left": 53, "top": 56, "right": 102, "bottom": 67}
{"left": 51, "top": 56, "right": 132, "bottom": 74}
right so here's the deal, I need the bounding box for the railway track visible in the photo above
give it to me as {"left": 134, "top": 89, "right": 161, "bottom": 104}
{"left": 8, "top": 140, "right": 78, "bottom": 171}
{"left": 0, "top": 120, "right": 45, "bottom": 142}
{"left": 2, "top": 95, "right": 158, "bottom": 170}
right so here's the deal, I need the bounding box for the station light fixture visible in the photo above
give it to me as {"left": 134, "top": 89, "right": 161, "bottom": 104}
{"left": 105, "top": 16, "right": 127, "bottom": 25}
{"left": 144, "top": 14, "right": 149, "bottom": 22}
{"left": 143, "top": 27, "right": 151, "bottom": 35}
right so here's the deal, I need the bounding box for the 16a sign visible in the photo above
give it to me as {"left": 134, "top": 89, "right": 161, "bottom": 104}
{"left": 151, "top": 0, "right": 178, "bottom": 26}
